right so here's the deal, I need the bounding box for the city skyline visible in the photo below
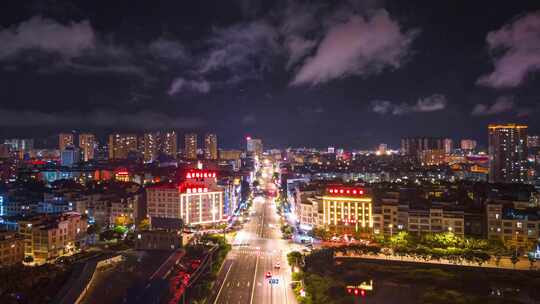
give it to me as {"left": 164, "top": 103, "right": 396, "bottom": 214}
{"left": 0, "top": 1, "right": 539, "bottom": 148}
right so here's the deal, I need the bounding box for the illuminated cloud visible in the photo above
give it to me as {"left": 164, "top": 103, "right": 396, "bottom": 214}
{"left": 0, "top": 16, "right": 96, "bottom": 59}
{"left": 471, "top": 96, "right": 515, "bottom": 115}
{"left": 477, "top": 11, "right": 540, "bottom": 88}
{"left": 168, "top": 78, "right": 211, "bottom": 95}
{"left": 372, "top": 94, "right": 447, "bottom": 115}
{"left": 291, "top": 10, "right": 417, "bottom": 86}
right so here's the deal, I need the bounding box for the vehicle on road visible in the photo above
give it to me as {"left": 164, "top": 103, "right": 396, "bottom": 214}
{"left": 265, "top": 271, "right": 272, "bottom": 278}
{"left": 274, "top": 262, "right": 281, "bottom": 269}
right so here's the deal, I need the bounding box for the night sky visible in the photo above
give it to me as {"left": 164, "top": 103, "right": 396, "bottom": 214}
{"left": 1, "top": 0, "right": 539, "bottom": 149}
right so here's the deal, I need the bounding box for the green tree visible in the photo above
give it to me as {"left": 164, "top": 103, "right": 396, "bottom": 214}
{"left": 138, "top": 218, "right": 150, "bottom": 230}
{"left": 510, "top": 252, "right": 520, "bottom": 269}
{"left": 528, "top": 254, "right": 536, "bottom": 270}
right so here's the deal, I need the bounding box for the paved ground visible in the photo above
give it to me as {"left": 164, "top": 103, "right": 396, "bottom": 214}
{"left": 210, "top": 165, "right": 297, "bottom": 304}
{"left": 79, "top": 250, "right": 170, "bottom": 304}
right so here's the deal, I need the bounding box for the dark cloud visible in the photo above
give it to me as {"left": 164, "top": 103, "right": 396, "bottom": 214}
{"left": 0, "top": 108, "right": 205, "bottom": 129}
{"left": 477, "top": 11, "right": 540, "bottom": 88}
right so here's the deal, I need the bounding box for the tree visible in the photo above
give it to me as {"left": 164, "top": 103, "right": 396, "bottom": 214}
{"left": 510, "top": 252, "right": 520, "bottom": 269}
{"left": 494, "top": 252, "right": 502, "bottom": 268}
{"left": 528, "top": 254, "right": 536, "bottom": 270}
{"left": 138, "top": 218, "right": 150, "bottom": 230}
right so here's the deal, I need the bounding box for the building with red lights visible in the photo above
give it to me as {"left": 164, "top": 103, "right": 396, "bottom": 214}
{"left": 146, "top": 169, "right": 224, "bottom": 226}
{"left": 322, "top": 186, "right": 373, "bottom": 234}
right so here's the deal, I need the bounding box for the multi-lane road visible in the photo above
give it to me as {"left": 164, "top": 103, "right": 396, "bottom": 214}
{"left": 210, "top": 170, "right": 297, "bottom": 304}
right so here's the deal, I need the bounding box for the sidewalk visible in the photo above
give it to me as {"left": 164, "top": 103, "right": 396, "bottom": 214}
{"left": 335, "top": 251, "right": 539, "bottom": 271}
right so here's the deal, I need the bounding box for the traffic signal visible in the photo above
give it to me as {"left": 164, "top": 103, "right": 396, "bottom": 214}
{"left": 347, "top": 288, "right": 352, "bottom": 294}
{"left": 360, "top": 289, "right": 366, "bottom": 297}
{"left": 353, "top": 289, "right": 359, "bottom": 296}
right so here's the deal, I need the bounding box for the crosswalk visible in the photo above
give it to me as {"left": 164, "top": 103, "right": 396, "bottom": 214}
{"left": 230, "top": 249, "right": 281, "bottom": 257}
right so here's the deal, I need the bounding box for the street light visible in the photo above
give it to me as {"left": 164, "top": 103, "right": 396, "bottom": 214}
{"left": 388, "top": 224, "right": 393, "bottom": 237}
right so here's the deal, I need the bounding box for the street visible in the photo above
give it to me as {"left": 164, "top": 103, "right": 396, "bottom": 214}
{"left": 211, "top": 164, "right": 297, "bottom": 304}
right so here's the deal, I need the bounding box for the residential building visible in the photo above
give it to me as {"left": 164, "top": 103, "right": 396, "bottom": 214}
{"left": 161, "top": 131, "right": 177, "bottom": 158}
{"left": 142, "top": 132, "right": 160, "bottom": 162}
{"left": 486, "top": 203, "right": 539, "bottom": 248}
{"left": 18, "top": 213, "right": 87, "bottom": 263}
{"left": 0, "top": 231, "right": 25, "bottom": 267}
{"left": 488, "top": 124, "right": 528, "bottom": 183}
{"left": 204, "top": 133, "right": 218, "bottom": 160}
{"left": 460, "top": 139, "right": 477, "bottom": 151}
{"left": 108, "top": 134, "right": 138, "bottom": 160}
{"left": 184, "top": 133, "right": 198, "bottom": 159}
{"left": 59, "top": 133, "right": 74, "bottom": 151}
{"left": 79, "top": 133, "right": 96, "bottom": 162}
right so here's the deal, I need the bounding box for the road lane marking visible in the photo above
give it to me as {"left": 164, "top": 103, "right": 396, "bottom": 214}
{"left": 213, "top": 261, "right": 234, "bottom": 304}
{"left": 250, "top": 255, "right": 259, "bottom": 304}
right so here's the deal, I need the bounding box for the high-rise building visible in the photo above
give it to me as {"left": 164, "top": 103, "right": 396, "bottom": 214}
{"left": 204, "top": 133, "right": 218, "bottom": 160}
{"left": 58, "top": 133, "right": 74, "bottom": 151}
{"left": 488, "top": 124, "right": 528, "bottom": 183}
{"left": 142, "top": 131, "right": 178, "bottom": 162}
{"left": 528, "top": 135, "right": 540, "bottom": 148}
{"left": 443, "top": 138, "right": 453, "bottom": 154}
{"left": 184, "top": 133, "right": 198, "bottom": 159}
{"left": 161, "top": 131, "right": 177, "bottom": 158}
{"left": 61, "top": 147, "right": 81, "bottom": 167}
{"left": 108, "top": 134, "right": 138, "bottom": 160}
{"left": 460, "top": 139, "right": 477, "bottom": 151}
{"left": 401, "top": 137, "right": 443, "bottom": 157}
{"left": 78, "top": 133, "right": 96, "bottom": 162}
{"left": 246, "top": 137, "right": 263, "bottom": 158}
{"left": 4, "top": 138, "right": 34, "bottom": 152}
{"left": 142, "top": 132, "right": 160, "bottom": 162}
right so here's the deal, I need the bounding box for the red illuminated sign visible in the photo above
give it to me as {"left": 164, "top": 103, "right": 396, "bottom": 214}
{"left": 186, "top": 170, "right": 217, "bottom": 179}
{"left": 327, "top": 187, "right": 364, "bottom": 196}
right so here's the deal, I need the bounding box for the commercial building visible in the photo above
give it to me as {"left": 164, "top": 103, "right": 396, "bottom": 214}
{"left": 184, "top": 133, "right": 198, "bottom": 159}
{"left": 0, "top": 231, "right": 25, "bottom": 267}
{"left": 219, "top": 150, "right": 242, "bottom": 161}
{"left": 204, "top": 133, "right": 218, "bottom": 160}
{"left": 108, "top": 134, "right": 138, "bottom": 160}
{"left": 488, "top": 124, "right": 528, "bottom": 183}
{"left": 79, "top": 133, "right": 96, "bottom": 162}
{"left": 246, "top": 137, "right": 263, "bottom": 158}
{"left": 59, "top": 133, "right": 74, "bottom": 151}
{"left": 146, "top": 169, "right": 224, "bottom": 226}
{"left": 321, "top": 186, "right": 373, "bottom": 234}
